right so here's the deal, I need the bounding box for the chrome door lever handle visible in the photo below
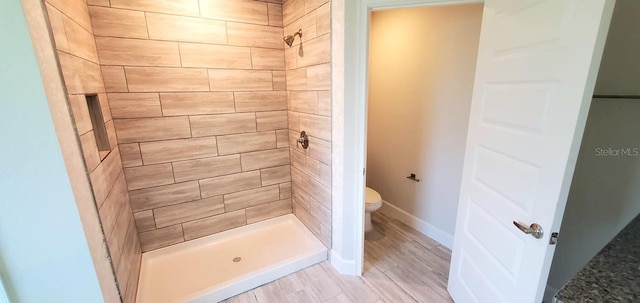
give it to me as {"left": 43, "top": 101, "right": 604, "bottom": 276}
{"left": 513, "top": 221, "right": 544, "bottom": 239}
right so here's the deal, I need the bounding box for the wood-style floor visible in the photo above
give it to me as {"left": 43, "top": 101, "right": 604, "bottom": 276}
{"left": 223, "top": 212, "right": 453, "bottom": 303}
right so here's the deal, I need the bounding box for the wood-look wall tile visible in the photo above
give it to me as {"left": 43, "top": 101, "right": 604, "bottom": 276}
{"left": 256, "top": 111, "right": 288, "bottom": 131}
{"left": 110, "top": 0, "right": 200, "bottom": 17}
{"left": 99, "top": 172, "right": 128, "bottom": 238}
{"left": 224, "top": 185, "right": 280, "bottom": 212}
{"left": 288, "top": 112, "right": 300, "bottom": 132}
{"left": 154, "top": 196, "right": 224, "bottom": 228}
{"left": 172, "top": 154, "right": 241, "bottom": 182}
{"left": 45, "top": 4, "right": 69, "bottom": 52}
{"left": 272, "top": 71, "right": 287, "bottom": 90}
{"left": 114, "top": 116, "right": 191, "bottom": 143}
{"left": 299, "top": 113, "right": 330, "bottom": 141}
{"left": 200, "top": 0, "right": 268, "bottom": 25}
{"left": 297, "top": 34, "right": 331, "bottom": 67}
{"left": 98, "top": 92, "right": 113, "bottom": 123}
{"left": 306, "top": 63, "right": 330, "bottom": 90}
{"left": 227, "top": 23, "right": 283, "bottom": 49}
{"left": 279, "top": 182, "right": 292, "bottom": 199}
{"left": 291, "top": 166, "right": 330, "bottom": 209}
{"left": 268, "top": 3, "right": 283, "bottom": 27}
{"left": 96, "top": 37, "right": 180, "bottom": 67}
{"left": 310, "top": 198, "right": 331, "bottom": 228}
{"left": 108, "top": 93, "right": 162, "bottom": 118}
{"left": 190, "top": 113, "right": 256, "bottom": 137}
{"left": 290, "top": 149, "right": 320, "bottom": 180}
{"left": 199, "top": 171, "right": 261, "bottom": 198}
{"left": 283, "top": 0, "right": 305, "bottom": 26}
{"left": 179, "top": 43, "right": 252, "bottom": 69}
{"left": 234, "top": 91, "right": 287, "bottom": 112}
{"left": 307, "top": 134, "right": 331, "bottom": 164}
{"left": 134, "top": 210, "right": 155, "bottom": 232}
{"left": 291, "top": 184, "right": 310, "bottom": 211}
{"left": 105, "top": 120, "right": 118, "bottom": 151}
{"left": 125, "top": 67, "right": 210, "bottom": 92}
{"left": 286, "top": 68, "right": 307, "bottom": 90}
{"left": 276, "top": 129, "right": 289, "bottom": 148}
{"left": 79, "top": 131, "right": 101, "bottom": 173}
{"left": 47, "top": 0, "right": 92, "bottom": 33}
{"left": 114, "top": 216, "right": 137, "bottom": 290}
{"left": 251, "top": 48, "right": 285, "bottom": 70}
{"left": 89, "top": 6, "right": 148, "bottom": 39}
{"left": 124, "top": 163, "right": 174, "bottom": 190}
{"left": 284, "top": 47, "right": 298, "bottom": 70}
{"left": 102, "top": 66, "right": 128, "bottom": 93}
{"left": 57, "top": 51, "right": 104, "bottom": 95}
{"left": 208, "top": 69, "right": 273, "bottom": 91}
{"left": 290, "top": 91, "right": 318, "bottom": 114}
{"left": 146, "top": 13, "right": 227, "bottom": 44}
{"left": 160, "top": 92, "right": 235, "bottom": 116}
{"left": 261, "top": 165, "right": 291, "bottom": 186}
{"left": 139, "top": 224, "right": 184, "bottom": 252}
{"left": 305, "top": 0, "right": 327, "bottom": 14}
{"left": 317, "top": 90, "right": 331, "bottom": 116}
{"left": 246, "top": 199, "right": 292, "bottom": 224}
{"left": 183, "top": 210, "right": 246, "bottom": 241}
{"left": 87, "top": 0, "right": 109, "bottom": 6}
{"left": 90, "top": 148, "right": 123, "bottom": 205}
{"left": 320, "top": 162, "right": 331, "bottom": 188}
{"left": 217, "top": 131, "right": 277, "bottom": 155}
{"left": 241, "top": 148, "right": 290, "bottom": 171}
{"left": 284, "top": 12, "right": 316, "bottom": 46}
{"left": 130, "top": 181, "right": 200, "bottom": 212}
{"left": 120, "top": 143, "right": 143, "bottom": 167}
{"left": 316, "top": 2, "right": 330, "bottom": 35}
{"left": 68, "top": 95, "right": 92, "bottom": 135}
{"left": 63, "top": 17, "right": 99, "bottom": 63}
{"left": 293, "top": 200, "right": 321, "bottom": 238}
{"left": 140, "top": 137, "right": 218, "bottom": 165}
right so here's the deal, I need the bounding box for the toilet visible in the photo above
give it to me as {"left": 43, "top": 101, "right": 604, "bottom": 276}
{"left": 365, "top": 187, "right": 383, "bottom": 232}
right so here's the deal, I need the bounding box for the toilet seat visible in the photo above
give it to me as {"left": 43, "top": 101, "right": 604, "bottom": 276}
{"left": 365, "top": 187, "right": 382, "bottom": 212}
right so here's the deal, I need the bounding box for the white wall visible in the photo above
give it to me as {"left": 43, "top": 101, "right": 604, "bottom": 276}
{"left": 0, "top": 1, "right": 104, "bottom": 302}
{"left": 366, "top": 4, "right": 483, "bottom": 240}
{"left": 545, "top": 0, "right": 640, "bottom": 300}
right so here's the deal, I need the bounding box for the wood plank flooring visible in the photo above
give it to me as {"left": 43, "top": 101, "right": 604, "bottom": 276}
{"left": 223, "top": 212, "right": 453, "bottom": 303}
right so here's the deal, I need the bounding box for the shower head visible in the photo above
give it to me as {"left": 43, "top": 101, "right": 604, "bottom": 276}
{"left": 283, "top": 29, "right": 303, "bottom": 47}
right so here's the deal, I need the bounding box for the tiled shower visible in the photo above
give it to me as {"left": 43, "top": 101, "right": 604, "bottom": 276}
{"left": 42, "top": 0, "right": 331, "bottom": 301}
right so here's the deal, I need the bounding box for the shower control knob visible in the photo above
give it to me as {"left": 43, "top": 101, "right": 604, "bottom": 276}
{"left": 297, "top": 131, "right": 309, "bottom": 149}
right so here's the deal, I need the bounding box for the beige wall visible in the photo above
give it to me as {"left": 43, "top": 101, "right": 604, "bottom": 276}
{"left": 284, "top": 0, "right": 332, "bottom": 248}
{"left": 367, "top": 4, "right": 482, "bottom": 237}
{"left": 86, "top": 0, "right": 294, "bottom": 252}
{"left": 43, "top": 0, "right": 141, "bottom": 301}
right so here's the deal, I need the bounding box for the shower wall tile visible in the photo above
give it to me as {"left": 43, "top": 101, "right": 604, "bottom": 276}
{"left": 183, "top": 209, "right": 247, "bottom": 241}
{"left": 284, "top": 11, "right": 317, "bottom": 46}
{"left": 318, "top": 90, "right": 331, "bottom": 116}
{"left": 283, "top": 0, "right": 305, "bottom": 26}
{"left": 110, "top": 0, "right": 200, "bottom": 17}
{"left": 305, "top": 0, "right": 328, "bottom": 14}
{"left": 246, "top": 198, "right": 292, "bottom": 224}
{"left": 114, "top": 116, "right": 191, "bottom": 143}
{"left": 296, "top": 34, "right": 331, "bottom": 67}
{"left": 125, "top": 67, "right": 210, "bottom": 92}
{"left": 153, "top": 196, "right": 225, "bottom": 228}
{"left": 234, "top": 91, "right": 288, "bottom": 112}
{"left": 89, "top": 6, "right": 148, "bottom": 39}
{"left": 91, "top": 0, "right": 292, "bottom": 252}
{"left": 199, "top": 0, "right": 269, "bottom": 25}
{"left": 139, "top": 224, "right": 185, "bottom": 251}
{"left": 130, "top": 181, "right": 201, "bottom": 212}
{"left": 95, "top": 37, "right": 181, "bottom": 67}
{"left": 45, "top": 0, "right": 142, "bottom": 300}
{"left": 306, "top": 63, "right": 331, "bottom": 90}
{"left": 179, "top": 43, "right": 252, "bottom": 69}
{"left": 159, "top": 92, "right": 235, "bottom": 116}
{"left": 172, "top": 154, "right": 242, "bottom": 183}
{"left": 139, "top": 137, "right": 218, "bottom": 164}
{"left": 108, "top": 93, "right": 162, "bottom": 118}
{"left": 146, "top": 13, "right": 227, "bottom": 44}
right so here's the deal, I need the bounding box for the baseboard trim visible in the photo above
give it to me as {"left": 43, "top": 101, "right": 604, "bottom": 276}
{"left": 330, "top": 249, "right": 359, "bottom": 276}
{"left": 379, "top": 200, "right": 454, "bottom": 249}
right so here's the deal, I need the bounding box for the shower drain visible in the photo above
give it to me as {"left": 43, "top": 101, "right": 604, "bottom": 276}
{"left": 233, "top": 257, "right": 241, "bottom": 263}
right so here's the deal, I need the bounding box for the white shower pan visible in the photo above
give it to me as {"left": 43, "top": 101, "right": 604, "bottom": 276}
{"left": 136, "top": 214, "right": 327, "bottom": 303}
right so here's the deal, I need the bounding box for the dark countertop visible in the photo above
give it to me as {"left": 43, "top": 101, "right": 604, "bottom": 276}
{"left": 554, "top": 215, "right": 640, "bottom": 303}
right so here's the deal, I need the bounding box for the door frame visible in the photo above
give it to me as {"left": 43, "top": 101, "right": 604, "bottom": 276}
{"left": 330, "top": 0, "right": 484, "bottom": 275}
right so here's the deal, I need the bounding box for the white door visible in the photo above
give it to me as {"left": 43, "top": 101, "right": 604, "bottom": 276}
{"left": 448, "top": 0, "right": 615, "bottom": 302}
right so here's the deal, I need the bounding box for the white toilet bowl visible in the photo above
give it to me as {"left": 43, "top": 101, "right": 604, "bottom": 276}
{"left": 365, "top": 187, "right": 383, "bottom": 232}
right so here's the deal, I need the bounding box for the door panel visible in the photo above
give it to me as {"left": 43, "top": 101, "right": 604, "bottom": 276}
{"left": 448, "top": 0, "right": 615, "bottom": 302}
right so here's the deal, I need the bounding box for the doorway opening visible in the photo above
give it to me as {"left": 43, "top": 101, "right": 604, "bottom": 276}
{"left": 362, "top": 3, "right": 483, "bottom": 302}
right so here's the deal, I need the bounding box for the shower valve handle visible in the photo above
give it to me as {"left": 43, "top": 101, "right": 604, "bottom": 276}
{"left": 297, "top": 131, "right": 309, "bottom": 149}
